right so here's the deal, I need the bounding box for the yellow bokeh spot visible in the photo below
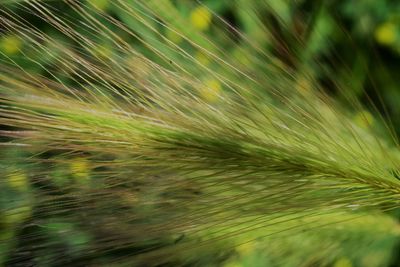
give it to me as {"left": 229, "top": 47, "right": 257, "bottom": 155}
{"left": 7, "top": 171, "right": 29, "bottom": 191}
{"left": 333, "top": 257, "right": 353, "bottom": 267}
{"left": 70, "top": 158, "right": 90, "bottom": 179}
{"left": 87, "top": 0, "right": 109, "bottom": 11}
{"left": 166, "top": 28, "right": 183, "bottom": 44}
{"left": 354, "top": 110, "right": 374, "bottom": 129}
{"left": 375, "top": 22, "right": 397, "bottom": 46}
{"left": 190, "top": 6, "right": 212, "bottom": 31}
{"left": 0, "top": 35, "right": 22, "bottom": 55}
{"left": 195, "top": 50, "right": 210, "bottom": 66}
{"left": 201, "top": 79, "right": 222, "bottom": 102}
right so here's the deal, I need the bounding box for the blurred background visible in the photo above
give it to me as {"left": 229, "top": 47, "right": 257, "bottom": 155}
{"left": 1, "top": 0, "right": 400, "bottom": 266}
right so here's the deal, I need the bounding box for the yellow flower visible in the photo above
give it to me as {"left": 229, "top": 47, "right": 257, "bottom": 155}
{"left": 190, "top": 6, "right": 212, "bottom": 31}
{"left": 375, "top": 22, "right": 397, "bottom": 46}
{"left": 0, "top": 35, "right": 22, "bottom": 55}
